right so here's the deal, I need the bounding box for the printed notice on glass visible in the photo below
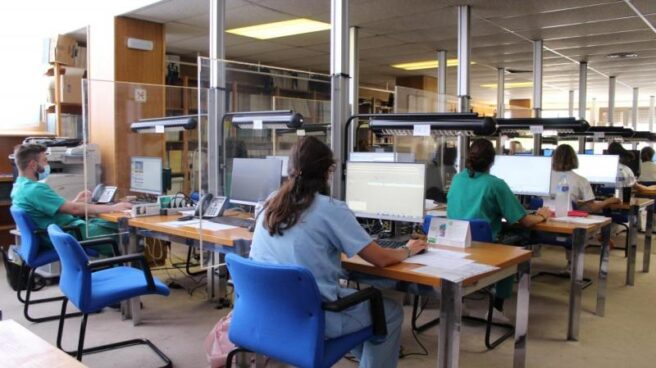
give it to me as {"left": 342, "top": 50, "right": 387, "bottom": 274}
{"left": 413, "top": 124, "right": 431, "bottom": 136}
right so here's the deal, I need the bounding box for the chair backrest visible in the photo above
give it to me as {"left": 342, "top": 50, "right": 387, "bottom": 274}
{"left": 47, "top": 225, "right": 92, "bottom": 310}
{"left": 225, "top": 253, "right": 325, "bottom": 368}
{"left": 10, "top": 206, "right": 42, "bottom": 265}
{"left": 423, "top": 216, "right": 493, "bottom": 243}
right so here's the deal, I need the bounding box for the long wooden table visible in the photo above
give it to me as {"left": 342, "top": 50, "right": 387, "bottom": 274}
{"left": 531, "top": 217, "right": 612, "bottom": 341}
{"left": 343, "top": 242, "right": 532, "bottom": 368}
{"left": 0, "top": 319, "right": 87, "bottom": 368}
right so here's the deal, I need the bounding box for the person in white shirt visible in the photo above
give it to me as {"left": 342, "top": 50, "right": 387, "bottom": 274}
{"left": 607, "top": 142, "right": 656, "bottom": 192}
{"left": 550, "top": 145, "right": 620, "bottom": 211}
{"left": 639, "top": 147, "right": 656, "bottom": 182}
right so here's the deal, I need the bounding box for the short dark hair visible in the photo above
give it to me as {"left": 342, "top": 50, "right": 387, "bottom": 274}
{"left": 466, "top": 139, "right": 495, "bottom": 177}
{"left": 641, "top": 146, "right": 655, "bottom": 163}
{"left": 14, "top": 144, "right": 46, "bottom": 171}
{"left": 607, "top": 142, "right": 634, "bottom": 166}
{"left": 552, "top": 144, "right": 578, "bottom": 171}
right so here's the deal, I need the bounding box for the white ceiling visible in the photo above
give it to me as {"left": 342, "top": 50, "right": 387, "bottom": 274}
{"left": 94, "top": 0, "right": 656, "bottom": 107}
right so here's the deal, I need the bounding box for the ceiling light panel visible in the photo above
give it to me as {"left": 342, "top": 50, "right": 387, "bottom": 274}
{"left": 226, "top": 18, "right": 331, "bottom": 40}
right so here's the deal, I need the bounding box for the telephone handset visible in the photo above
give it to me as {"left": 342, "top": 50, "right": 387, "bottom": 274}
{"left": 194, "top": 193, "right": 227, "bottom": 218}
{"left": 91, "top": 184, "right": 118, "bottom": 204}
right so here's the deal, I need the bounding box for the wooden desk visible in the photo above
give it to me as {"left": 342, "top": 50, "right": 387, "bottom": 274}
{"left": 531, "top": 217, "right": 612, "bottom": 341}
{"left": 0, "top": 319, "right": 87, "bottom": 368}
{"left": 343, "top": 242, "right": 532, "bottom": 368}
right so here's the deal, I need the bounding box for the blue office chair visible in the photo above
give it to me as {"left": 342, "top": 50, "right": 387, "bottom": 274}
{"left": 415, "top": 217, "right": 513, "bottom": 349}
{"left": 47, "top": 225, "right": 171, "bottom": 366}
{"left": 10, "top": 206, "right": 119, "bottom": 323}
{"left": 224, "top": 253, "right": 387, "bottom": 368}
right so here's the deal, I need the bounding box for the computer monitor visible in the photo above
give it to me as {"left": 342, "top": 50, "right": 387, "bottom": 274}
{"left": 574, "top": 154, "right": 619, "bottom": 185}
{"left": 346, "top": 162, "right": 426, "bottom": 223}
{"left": 490, "top": 155, "right": 552, "bottom": 196}
{"left": 130, "top": 156, "right": 163, "bottom": 195}
{"left": 266, "top": 155, "right": 289, "bottom": 177}
{"left": 349, "top": 152, "right": 415, "bottom": 163}
{"left": 230, "top": 158, "right": 282, "bottom": 205}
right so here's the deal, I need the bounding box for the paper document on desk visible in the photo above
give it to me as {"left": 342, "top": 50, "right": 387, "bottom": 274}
{"left": 159, "top": 219, "right": 202, "bottom": 228}
{"left": 551, "top": 215, "right": 608, "bottom": 225}
{"left": 425, "top": 248, "right": 470, "bottom": 259}
{"left": 412, "top": 263, "right": 499, "bottom": 283}
{"left": 183, "top": 221, "right": 237, "bottom": 231}
{"left": 407, "top": 250, "right": 474, "bottom": 269}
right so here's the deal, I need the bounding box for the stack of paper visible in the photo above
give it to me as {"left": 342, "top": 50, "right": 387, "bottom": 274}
{"left": 551, "top": 215, "right": 608, "bottom": 225}
{"left": 407, "top": 248, "right": 499, "bottom": 282}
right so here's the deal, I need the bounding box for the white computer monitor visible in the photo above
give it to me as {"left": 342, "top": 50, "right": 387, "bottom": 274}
{"left": 490, "top": 155, "right": 552, "bottom": 196}
{"left": 346, "top": 162, "right": 426, "bottom": 223}
{"left": 130, "top": 156, "right": 163, "bottom": 195}
{"left": 574, "top": 154, "right": 619, "bottom": 185}
{"left": 349, "top": 152, "right": 415, "bottom": 163}
{"left": 266, "top": 155, "right": 289, "bottom": 177}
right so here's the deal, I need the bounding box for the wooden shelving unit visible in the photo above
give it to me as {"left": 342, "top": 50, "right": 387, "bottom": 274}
{"left": 165, "top": 76, "right": 198, "bottom": 194}
{"left": 45, "top": 63, "right": 83, "bottom": 136}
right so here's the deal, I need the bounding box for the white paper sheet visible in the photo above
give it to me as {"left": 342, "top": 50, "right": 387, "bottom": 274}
{"left": 412, "top": 263, "right": 500, "bottom": 283}
{"left": 425, "top": 248, "right": 470, "bottom": 259}
{"left": 183, "top": 221, "right": 237, "bottom": 231}
{"left": 158, "top": 219, "right": 202, "bottom": 228}
{"left": 407, "top": 251, "right": 474, "bottom": 269}
{"left": 551, "top": 215, "right": 608, "bottom": 225}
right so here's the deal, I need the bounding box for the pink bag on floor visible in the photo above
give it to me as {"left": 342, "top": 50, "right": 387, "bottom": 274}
{"left": 205, "top": 312, "right": 236, "bottom": 368}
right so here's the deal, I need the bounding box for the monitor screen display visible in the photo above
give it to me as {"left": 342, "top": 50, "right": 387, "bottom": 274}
{"left": 266, "top": 156, "right": 289, "bottom": 177}
{"left": 574, "top": 154, "right": 619, "bottom": 185}
{"left": 490, "top": 155, "right": 552, "bottom": 196}
{"left": 230, "top": 158, "right": 282, "bottom": 205}
{"left": 346, "top": 162, "right": 425, "bottom": 223}
{"left": 130, "top": 156, "right": 163, "bottom": 195}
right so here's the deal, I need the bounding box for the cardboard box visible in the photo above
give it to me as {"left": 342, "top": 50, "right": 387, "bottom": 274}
{"left": 47, "top": 67, "right": 85, "bottom": 104}
{"left": 48, "top": 35, "right": 78, "bottom": 66}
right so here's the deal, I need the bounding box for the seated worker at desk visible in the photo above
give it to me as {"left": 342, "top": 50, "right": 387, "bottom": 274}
{"left": 447, "top": 139, "right": 551, "bottom": 243}
{"left": 10, "top": 144, "right": 132, "bottom": 255}
{"left": 250, "top": 136, "right": 427, "bottom": 368}
{"left": 607, "top": 142, "right": 656, "bottom": 192}
{"left": 639, "top": 146, "right": 656, "bottom": 182}
{"left": 550, "top": 144, "right": 620, "bottom": 212}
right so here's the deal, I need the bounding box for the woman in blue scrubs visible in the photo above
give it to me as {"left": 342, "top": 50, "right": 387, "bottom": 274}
{"left": 250, "top": 137, "right": 427, "bottom": 368}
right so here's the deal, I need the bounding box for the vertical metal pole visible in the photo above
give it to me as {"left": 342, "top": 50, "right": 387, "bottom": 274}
{"left": 456, "top": 5, "right": 471, "bottom": 173}
{"left": 207, "top": 0, "right": 226, "bottom": 301}
{"left": 568, "top": 228, "right": 587, "bottom": 341}
{"left": 348, "top": 26, "right": 359, "bottom": 155}
{"left": 597, "top": 223, "right": 611, "bottom": 316}
{"left": 438, "top": 280, "right": 463, "bottom": 368}
{"left": 497, "top": 68, "right": 505, "bottom": 118}
{"left": 330, "top": 0, "right": 349, "bottom": 200}
{"left": 632, "top": 87, "right": 639, "bottom": 130}
{"left": 650, "top": 96, "right": 655, "bottom": 134}
{"left": 532, "top": 40, "right": 543, "bottom": 118}
{"left": 514, "top": 261, "right": 531, "bottom": 368}
{"left": 644, "top": 204, "right": 653, "bottom": 273}
{"left": 608, "top": 76, "right": 616, "bottom": 127}
{"left": 437, "top": 50, "right": 447, "bottom": 112}
{"left": 578, "top": 62, "right": 587, "bottom": 154}
{"left": 591, "top": 98, "right": 598, "bottom": 126}
{"left": 627, "top": 204, "right": 638, "bottom": 286}
{"left": 568, "top": 90, "right": 575, "bottom": 117}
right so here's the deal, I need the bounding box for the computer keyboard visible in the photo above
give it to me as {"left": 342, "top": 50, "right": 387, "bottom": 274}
{"left": 211, "top": 216, "right": 255, "bottom": 229}
{"left": 376, "top": 239, "right": 407, "bottom": 249}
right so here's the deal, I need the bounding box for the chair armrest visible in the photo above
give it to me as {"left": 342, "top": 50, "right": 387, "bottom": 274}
{"left": 80, "top": 237, "right": 120, "bottom": 256}
{"left": 322, "top": 287, "right": 387, "bottom": 337}
{"left": 88, "top": 254, "right": 156, "bottom": 291}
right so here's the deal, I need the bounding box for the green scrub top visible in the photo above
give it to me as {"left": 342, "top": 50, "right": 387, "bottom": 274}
{"left": 447, "top": 170, "right": 527, "bottom": 240}
{"left": 11, "top": 176, "right": 117, "bottom": 254}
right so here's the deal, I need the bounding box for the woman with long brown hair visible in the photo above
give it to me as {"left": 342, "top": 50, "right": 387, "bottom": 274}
{"left": 250, "top": 136, "right": 426, "bottom": 368}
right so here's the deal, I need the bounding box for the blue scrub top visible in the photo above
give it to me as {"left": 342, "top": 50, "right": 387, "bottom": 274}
{"left": 249, "top": 194, "right": 372, "bottom": 303}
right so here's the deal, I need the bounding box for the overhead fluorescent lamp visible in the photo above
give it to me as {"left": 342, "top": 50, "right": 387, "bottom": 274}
{"left": 131, "top": 115, "right": 198, "bottom": 133}
{"left": 391, "top": 59, "right": 474, "bottom": 71}
{"left": 229, "top": 110, "right": 304, "bottom": 130}
{"left": 226, "top": 18, "right": 331, "bottom": 40}
{"left": 481, "top": 82, "right": 533, "bottom": 89}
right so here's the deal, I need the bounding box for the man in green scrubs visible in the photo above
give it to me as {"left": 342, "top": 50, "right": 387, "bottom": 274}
{"left": 11, "top": 144, "right": 132, "bottom": 255}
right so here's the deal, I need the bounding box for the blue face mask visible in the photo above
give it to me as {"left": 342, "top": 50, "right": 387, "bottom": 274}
{"left": 37, "top": 164, "right": 51, "bottom": 181}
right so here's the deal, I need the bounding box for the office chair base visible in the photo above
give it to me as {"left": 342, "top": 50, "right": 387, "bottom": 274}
{"left": 57, "top": 299, "right": 172, "bottom": 368}
{"left": 532, "top": 271, "right": 593, "bottom": 290}
{"left": 18, "top": 266, "right": 83, "bottom": 323}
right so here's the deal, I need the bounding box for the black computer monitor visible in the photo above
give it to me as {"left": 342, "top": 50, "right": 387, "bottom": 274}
{"left": 229, "top": 158, "right": 282, "bottom": 205}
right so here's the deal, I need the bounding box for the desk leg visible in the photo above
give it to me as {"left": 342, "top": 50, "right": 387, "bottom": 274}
{"left": 438, "top": 280, "right": 462, "bottom": 368}
{"left": 118, "top": 219, "right": 142, "bottom": 326}
{"left": 597, "top": 224, "right": 611, "bottom": 317}
{"left": 627, "top": 205, "right": 638, "bottom": 286}
{"left": 644, "top": 204, "right": 653, "bottom": 273}
{"left": 568, "top": 228, "right": 586, "bottom": 341}
{"left": 513, "top": 261, "right": 530, "bottom": 368}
